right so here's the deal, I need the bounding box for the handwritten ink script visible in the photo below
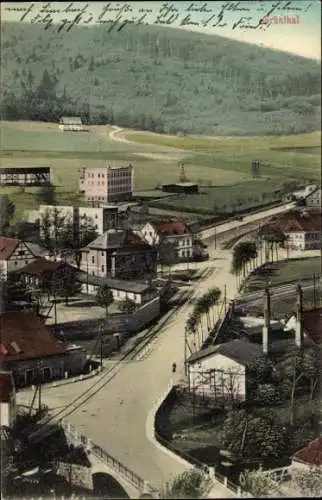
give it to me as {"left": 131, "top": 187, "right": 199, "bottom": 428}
{"left": 4, "top": 2, "right": 312, "bottom": 33}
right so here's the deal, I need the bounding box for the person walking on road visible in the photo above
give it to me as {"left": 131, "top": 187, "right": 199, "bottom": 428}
{"left": 172, "top": 362, "right": 177, "bottom": 373}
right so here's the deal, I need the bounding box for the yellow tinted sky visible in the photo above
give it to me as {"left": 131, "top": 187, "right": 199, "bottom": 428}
{"left": 1, "top": 1, "right": 321, "bottom": 60}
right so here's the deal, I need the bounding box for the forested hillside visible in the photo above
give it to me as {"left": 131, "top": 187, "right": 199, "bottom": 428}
{"left": 1, "top": 22, "right": 321, "bottom": 135}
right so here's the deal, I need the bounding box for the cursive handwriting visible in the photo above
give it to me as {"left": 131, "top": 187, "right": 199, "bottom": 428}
{"left": 4, "top": 1, "right": 313, "bottom": 33}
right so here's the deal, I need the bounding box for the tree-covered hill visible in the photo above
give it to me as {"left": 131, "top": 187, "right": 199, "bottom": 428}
{"left": 1, "top": 22, "right": 321, "bottom": 136}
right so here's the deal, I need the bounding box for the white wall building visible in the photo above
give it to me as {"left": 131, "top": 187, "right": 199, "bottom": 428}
{"left": 59, "top": 117, "right": 86, "bottom": 132}
{"left": 0, "top": 237, "right": 37, "bottom": 279}
{"left": 136, "top": 220, "right": 193, "bottom": 260}
{"left": 187, "top": 339, "right": 263, "bottom": 402}
{"left": 305, "top": 186, "right": 321, "bottom": 209}
{"left": 0, "top": 371, "right": 16, "bottom": 428}
{"left": 79, "top": 164, "right": 134, "bottom": 203}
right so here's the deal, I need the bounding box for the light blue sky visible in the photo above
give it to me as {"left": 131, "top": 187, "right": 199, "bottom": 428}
{"left": 2, "top": 1, "right": 321, "bottom": 60}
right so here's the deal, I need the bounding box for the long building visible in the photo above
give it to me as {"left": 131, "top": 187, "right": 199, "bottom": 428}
{"left": 0, "top": 167, "right": 51, "bottom": 187}
{"left": 79, "top": 164, "right": 134, "bottom": 203}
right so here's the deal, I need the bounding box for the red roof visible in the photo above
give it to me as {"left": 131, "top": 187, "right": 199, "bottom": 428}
{"left": 302, "top": 308, "right": 322, "bottom": 344}
{"left": 261, "top": 211, "right": 321, "bottom": 234}
{"left": 0, "top": 237, "right": 19, "bottom": 261}
{"left": 0, "top": 371, "right": 14, "bottom": 403}
{"left": 156, "top": 219, "right": 190, "bottom": 236}
{"left": 0, "top": 311, "right": 66, "bottom": 362}
{"left": 293, "top": 437, "right": 322, "bottom": 466}
{"left": 19, "top": 258, "right": 67, "bottom": 278}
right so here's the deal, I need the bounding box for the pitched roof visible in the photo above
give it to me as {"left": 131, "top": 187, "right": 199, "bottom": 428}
{"left": 261, "top": 210, "right": 321, "bottom": 234}
{"left": 293, "top": 437, "right": 322, "bottom": 466}
{"left": 187, "top": 339, "right": 263, "bottom": 365}
{"left": 0, "top": 237, "right": 19, "bottom": 261}
{"left": 302, "top": 309, "right": 322, "bottom": 344}
{"left": 0, "top": 311, "right": 66, "bottom": 362}
{"left": 18, "top": 258, "right": 69, "bottom": 278}
{"left": 60, "top": 117, "right": 82, "bottom": 124}
{"left": 0, "top": 371, "right": 14, "bottom": 403}
{"left": 76, "top": 270, "right": 154, "bottom": 294}
{"left": 156, "top": 219, "right": 190, "bottom": 236}
{"left": 85, "top": 229, "right": 148, "bottom": 250}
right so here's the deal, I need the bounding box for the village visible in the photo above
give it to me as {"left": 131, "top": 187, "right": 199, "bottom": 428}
{"left": 1, "top": 116, "right": 321, "bottom": 499}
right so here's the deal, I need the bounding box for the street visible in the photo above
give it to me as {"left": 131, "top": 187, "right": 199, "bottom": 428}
{"left": 17, "top": 214, "right": 319, "bottom": 496}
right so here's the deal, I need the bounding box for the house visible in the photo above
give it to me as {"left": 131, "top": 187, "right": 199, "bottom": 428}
{"left": 76, "top": 271, "right": 158, "bottom": 304}
{"left": 186, "top": 339, "right": 263, "bottom": 402}
{"left": 305, "top": 186, "right": 321, "bottom": 209}
{"left": 80, "top": 228, "right": 157, "bottom": 280}
{"left": 136, "top": 219, "right": 194, "bottom": 260}
{"left": 259, "top": 210, "right": 321, "bottom": 250}
{"left": 79, "top": 164, "right": 133, "bottom": 203}
{"left": 0, "top": 311, "right": 87, "bottom": 388}
{"left": 0, "top": 371, "right": 16, "bottom": 428}
{"left": 17, "top": 258, "right": 77, "bottom": 291}
{"left": 284, "top": 307, "right": 322, "bottom": 346}
{"left": 0, "top": 237, "right": 37, "bottom": 278}
{"left": 59, "top": 117, "right": 86, "bottom": 132}
{"left": 162, "top": 182, "right": 199, "bottom": 194}
{"left": 291, "top": 437, "right": 322, "bottom": 471}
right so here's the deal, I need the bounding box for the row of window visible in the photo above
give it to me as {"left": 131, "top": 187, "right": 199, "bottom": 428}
{"left": 86, "top": 171, "right": 131, "bottom": 179}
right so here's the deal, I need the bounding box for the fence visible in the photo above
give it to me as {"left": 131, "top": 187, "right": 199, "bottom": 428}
{"left": 154, "top": 384, "right": 252, "bottom": 498}
{"left": 61, "top": 420, "right": 157, "bottom": 497}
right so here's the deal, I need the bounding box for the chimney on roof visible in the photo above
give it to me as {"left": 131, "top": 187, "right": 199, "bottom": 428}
{"left": 295, "top": 284, "right": 303, "bottom": 348}
{"left": 262, "top": 287, "right": 271, "bottom": 355}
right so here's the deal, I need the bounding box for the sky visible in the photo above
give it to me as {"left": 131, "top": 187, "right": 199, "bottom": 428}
{"left": 1, "top": 1, "right": 321, "bottom": 60}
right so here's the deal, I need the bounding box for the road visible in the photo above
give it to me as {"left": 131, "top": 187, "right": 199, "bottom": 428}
{"left": 108, "top": 126, "right": 186, "bottom": 162}
{"left": 18, "top": 247, "right": 237, "bottom": 497}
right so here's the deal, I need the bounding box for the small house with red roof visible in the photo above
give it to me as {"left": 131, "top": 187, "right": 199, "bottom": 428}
{"left": 0, "top": 311, "right": 87, "bottom": 388}
{"left": 292, "top": 437, "right": 322, "bottom": 471}
{"left": 259, "top": 210, "right": 321, "bottom": 251}
{"left": 0, "top": 371, "right": 16, "bottom": 428}
{"left": 137, "top": 219, "right": 193, "bottom": 260}
{"left": 0, "top": 237, "right": 37, "bottom": 278}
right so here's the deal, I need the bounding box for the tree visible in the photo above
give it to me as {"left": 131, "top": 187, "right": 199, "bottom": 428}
{"left": 118, "top": 297, "right": 137, "bottom": 314}
{"left": 96, "top": 284, "right": 114, "bottom": 316}
{"left": 37, "top": 183, "right": 56, "bottom": 205}
{"left": 159, "top": 469, "right": 211, "bottom": 499}
{"left": 50, "top": 266, "right": 80, "bottom": 306}
{"left": 239, "top": 467, "right": 282, "bottom": 497}
{"left": 0, "top": 196, "right": 15, "bottom": 235}
{"left": 231, "top": 241, "right": 258, "bottom": 280}
{"left": 158, "top": 240, "right": 178, "bottom": 277}
{"left": 293, "top": 466, "right": 322, "bottom": 497}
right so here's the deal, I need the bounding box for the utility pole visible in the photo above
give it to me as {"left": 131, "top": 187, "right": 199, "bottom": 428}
{"left": 184, "top": 327, "right": 188, "bottom": 376}
{"left": 214, "top": 226, "right": 217, "bottom": 250}
{"left": 224, "top": 284, "right": 227, "bottom": 314}
{"left": 100, "top": 327, "right": 103, "bottom": 370}
{"left": 313, "top": 274, "right": 316, "bottom": 309}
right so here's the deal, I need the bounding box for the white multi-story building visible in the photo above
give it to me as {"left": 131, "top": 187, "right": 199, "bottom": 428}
{"left": 136, "top": 220, "right": 193, "bottom": 260}
{"left": 79, "top": 164, "right": 134, "bottom": 203}
{"left": 29, "top": 205, "right": 119, "bottom": 236}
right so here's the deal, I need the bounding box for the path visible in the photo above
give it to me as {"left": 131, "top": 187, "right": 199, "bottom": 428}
{"left": 108, "top": 126, "right": 187, "bottom": 162}
{"left": 18, "top": 249, "right": 237, "bottom": 496}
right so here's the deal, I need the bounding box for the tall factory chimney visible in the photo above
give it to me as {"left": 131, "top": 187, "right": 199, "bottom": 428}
{"left": 262, "top": 287, "right": 271, "bottom": 355}
{"left": 295, "top": 284, "right": 303, "bottom": 348}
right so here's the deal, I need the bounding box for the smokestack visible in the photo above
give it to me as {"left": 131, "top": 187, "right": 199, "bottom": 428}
{"left": 295, "top": 284, "right": 303, "bottom": 348}
{"left": 262, "top": 287, "right": 271, "bottom": 355}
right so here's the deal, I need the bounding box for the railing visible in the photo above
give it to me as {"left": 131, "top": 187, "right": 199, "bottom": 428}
{"left": 261, "top": 466, "right": 292, "bottom": 482}
{"left": 154, "top": 384, "right": 251, "bottom": 498}
{"left": 61, "top": 420, "right": 157, "bottom": 497}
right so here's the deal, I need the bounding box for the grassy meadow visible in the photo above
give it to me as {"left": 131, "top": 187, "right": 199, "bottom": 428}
{"left": 0, "top": 121, "right": 321, "bottom": 221}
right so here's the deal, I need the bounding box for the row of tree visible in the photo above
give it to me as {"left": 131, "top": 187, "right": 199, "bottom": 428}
{"left": 185, "top": 287, "right": 221, "bottom": 354}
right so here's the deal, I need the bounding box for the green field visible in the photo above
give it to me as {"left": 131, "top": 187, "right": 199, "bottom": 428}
{"left": 1, "top": 121, "right": 321, "bottom": 220}
{"left": 243, "top": 257, "right": 321, "bottom": 294}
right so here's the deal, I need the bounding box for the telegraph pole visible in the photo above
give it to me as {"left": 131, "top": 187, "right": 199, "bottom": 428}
{"left": 313, "top": 274, "right": 316, "bottom": 309}
{"left": 100, "top": 327, "right": 103, "bottom": 370}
